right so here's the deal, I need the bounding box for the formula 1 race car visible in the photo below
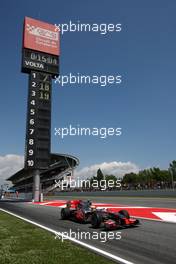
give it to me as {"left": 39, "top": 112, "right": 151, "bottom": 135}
{"left": 60, "top": 200, "right": 140, "bottom": 229}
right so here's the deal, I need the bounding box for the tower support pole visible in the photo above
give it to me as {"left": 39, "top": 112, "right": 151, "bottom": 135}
{"left": 33, "top": 170, "right": 40, "bottom": 202}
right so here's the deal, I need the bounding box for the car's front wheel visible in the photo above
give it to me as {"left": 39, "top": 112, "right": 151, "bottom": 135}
{"left": 91, "top": 212, "right": 103, "bottom": 228}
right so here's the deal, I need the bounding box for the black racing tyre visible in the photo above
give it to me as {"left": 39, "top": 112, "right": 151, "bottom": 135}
{"left": 118, "top": 210, "right": 130, "bottom": 219}
{"left": 91, "top": 212, "right": 103, "bottom": 228}
{"left": 61, "top": 208, "right": 70, "bottom": 220}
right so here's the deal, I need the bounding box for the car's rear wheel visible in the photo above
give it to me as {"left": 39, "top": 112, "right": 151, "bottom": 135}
{"left": 91, "top": 212, "right": 103, "bottom": 228}
{"left": 118, "top": 210, "right": 130, "bottom": 219}
{"left": 61, "top": 208, "right": 70, "bottom": 220}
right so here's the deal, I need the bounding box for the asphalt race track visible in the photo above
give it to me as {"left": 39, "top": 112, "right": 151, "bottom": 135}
{"left": 0, "top": 197, "right": 176, "bottom": 264}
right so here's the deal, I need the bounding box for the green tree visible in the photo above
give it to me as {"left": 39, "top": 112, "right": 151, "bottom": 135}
{"left": 97, "top": 168, "right": 104, "bottom": 182}
{"left": 105, "top": 174, "right": 117, "bottom": 183}
{"left": 122, "top": 173, "right": 138, "bottom": 185}
{"left": 169, "top": 160, "right": 176, "bottom": 181}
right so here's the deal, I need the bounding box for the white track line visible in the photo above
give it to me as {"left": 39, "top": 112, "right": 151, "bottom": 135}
{"left": 131, "top": 215, "right": 176, "bottom": 224}
{"left": 0, "top": 208, "right": 135, "bottom": 264}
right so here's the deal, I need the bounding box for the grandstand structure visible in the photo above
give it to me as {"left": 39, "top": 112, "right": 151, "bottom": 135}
{"left": 8, "top": 153, "right": 79, "bottom": 194}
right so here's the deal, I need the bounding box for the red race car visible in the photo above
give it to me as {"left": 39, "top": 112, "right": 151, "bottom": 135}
{"left": 61, "top": 200, "right": 140, "bottom": 230}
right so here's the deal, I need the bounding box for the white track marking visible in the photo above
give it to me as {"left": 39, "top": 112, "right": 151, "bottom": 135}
{"left": 28, "top": 201, "right": 67, "bottom": 205}
{"left": 0, "top": 208, "right": 135, "bottom": 264}
{"left": 152, "top": 212, "right": 176, "bottom": 223}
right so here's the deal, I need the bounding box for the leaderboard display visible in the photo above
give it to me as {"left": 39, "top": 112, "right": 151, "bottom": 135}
{"left": 25, "top": 71, "right": 52, "bottom": 169}
{"left": 22, "top": 17, "right": 60, "bottom": 170}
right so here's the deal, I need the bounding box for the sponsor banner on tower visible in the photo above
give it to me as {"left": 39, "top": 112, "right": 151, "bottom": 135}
{"left": 23, "top": 17, "right": 60, "bottom": 55}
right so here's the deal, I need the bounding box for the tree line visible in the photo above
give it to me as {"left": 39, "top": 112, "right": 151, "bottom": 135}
{"left": 86, "top": 161, "right": 176, "bottom": 190}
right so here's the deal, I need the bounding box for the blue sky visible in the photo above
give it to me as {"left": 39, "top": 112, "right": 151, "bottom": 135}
{"left": 0, "top": 0, "right": 176, "bottom": 179}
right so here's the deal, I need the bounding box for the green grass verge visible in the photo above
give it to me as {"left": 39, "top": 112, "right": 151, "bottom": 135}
{"left": 0, "top": 211, "right": 114, "bottom": 264}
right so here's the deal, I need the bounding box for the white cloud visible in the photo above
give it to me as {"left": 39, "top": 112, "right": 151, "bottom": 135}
{"left": 0, "top": 155, "right": 24, "bottom": 186}
{"left": 75, "top": 161, "right": 139, "bottom": 179}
